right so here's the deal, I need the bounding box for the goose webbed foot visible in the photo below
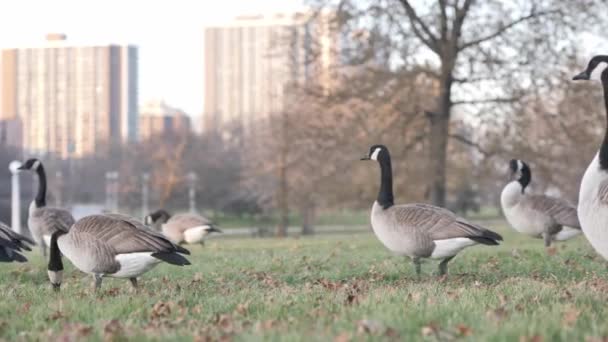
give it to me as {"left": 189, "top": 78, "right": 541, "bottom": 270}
{"left": 438, "top": 256, "right": 454, "bottom": 276}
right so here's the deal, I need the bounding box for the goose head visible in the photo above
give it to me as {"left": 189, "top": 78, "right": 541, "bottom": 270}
{"left": 17, "top": 158, "right": 42, "bottom": 172}
{"left": 360, "top": 144, "right": 390, "bottom": 162}
{"left": 145, "top": 209, "right": 171, "bottom": 225}
{"left": 508, "top": 159, "right": 531, "bottom": 191}
{"left": 203, "top": 225, "right": 222, "bottom": 235}
{"left": 573, "top": 55, "right": 608, "bottom": 81}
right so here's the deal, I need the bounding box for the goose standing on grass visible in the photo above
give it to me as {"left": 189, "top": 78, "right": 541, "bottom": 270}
{"left": 47, "top": 213, "right": 191, "bottom": 291}
{"left": 360, "top": 145, "right": 503, "bottom": 276}
{"left": 573, "top": 55, "right": 608, "bottom": 260}
{"left": 0, "top": 222, "right": 34, "bottom": 262}
{"left": 145, "top": 209, "right": 222, "bottom": 245}
{"left": 501, "top": 159, "right": 581, "bottom": 247}
{"left": 18, "top": 159, "right": 75, "bottom": 257}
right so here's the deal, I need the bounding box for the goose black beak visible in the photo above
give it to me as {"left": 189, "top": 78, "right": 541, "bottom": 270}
{"left": 16, "top": 165, "right": 26, "bottom": 170}
{"left": 209, "top": 226, "right": 222, "bottom": 233}
{"left": 52, "top": 283, "right": 61, "bottom": 291}
{"left": 572, "top": 71, "right": 590, "bottom": 81}
{"left": 360, "top": 157, "right": 370, "bottom": 161}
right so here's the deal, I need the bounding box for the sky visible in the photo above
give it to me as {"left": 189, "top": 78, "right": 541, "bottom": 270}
{"left": 0, "top": 0, "right": 304, "bottom": 118}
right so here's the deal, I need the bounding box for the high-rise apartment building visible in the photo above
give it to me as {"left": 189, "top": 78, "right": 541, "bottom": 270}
{"left": 0, "top": 34, "right": 138, "bottom": 158}
{"left": 203, "top": 11, "right": 337, "bottom": 134}
{"left": 139, "top": 100, "right": 191, "bottom": 141}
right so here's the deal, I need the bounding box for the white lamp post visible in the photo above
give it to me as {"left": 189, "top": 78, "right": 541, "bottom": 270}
{"left": 8, "top": 160, "right": 22, "bottom": 234}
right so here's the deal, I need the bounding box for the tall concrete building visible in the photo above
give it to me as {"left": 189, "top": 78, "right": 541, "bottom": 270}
{"left": 139, "top": 100, "right": 191, "bottom": 141}
{"left": 203, "top": 11, "right": 337, "bottom": 134}
{"left": 0, "top": 34, "right": 138, "bottom": 158}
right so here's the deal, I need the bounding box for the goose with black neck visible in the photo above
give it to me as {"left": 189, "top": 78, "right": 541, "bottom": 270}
{"left": 501, "top": 159, "right": 580, "bottom": 247}
{"left": 360, "top": 144, "right": 503, "bottom": 276}
{"left": 572, "top": 55, "right": 608, "bottom": 260}
{"left": 18, "top": 158, "right": 75, "bottom": 257}
{"left": 47, "top": 213, "right": 191, "bottom": 292}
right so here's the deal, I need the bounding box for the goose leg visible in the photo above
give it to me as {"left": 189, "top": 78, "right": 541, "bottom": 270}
{"left": 542, "top": 232, "right": 552, "bottom": 248}
{"left": 129, "top": 277, "right": 138, "bottom": 290}
{"left": 412, "top": 257, "right": 421, "bottom": 277}
{"left": 438, "top": 256, "right": 455, "bottom": 276}
{"left": 94, "top": 274, "right": 103, "bottom": 291}
{"left": 40, "top": 243, "right": 47, "bottom": 257}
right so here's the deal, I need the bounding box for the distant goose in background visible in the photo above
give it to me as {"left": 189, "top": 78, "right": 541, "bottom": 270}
{"left": 573, "top": 55, "right": 608, "bottom": 260}
{"left": 0, "top": 222, "right": 34, "bottom": 262}
{"left": 360, "top": 145, "right": 503, "bottom": 276}
{"left": 145, "top": 209, "right": 222, "bottom": 245}
{"left": 18, "top": 159, "right": 75, "bottom": 257}
{"left": 48, "top": 213, "right": 191, "bottom": 291}
{"left": 501, "top": 159, "right": 581, "bottom": 247}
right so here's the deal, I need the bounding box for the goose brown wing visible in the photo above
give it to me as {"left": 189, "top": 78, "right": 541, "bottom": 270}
{"left": 35, "top": 207, "right": 75, "bottom": 234}
{"left": 390, "top": 204, "right": 502, "bottom": 243}
{"left": 527, "top": 195, "right": 580, "bottom": 229}
{"left": 166, "top": 213, "right": 213, "bottom": 233}
{"left": 74, "top": 214, "right": 190, "bottom": 255}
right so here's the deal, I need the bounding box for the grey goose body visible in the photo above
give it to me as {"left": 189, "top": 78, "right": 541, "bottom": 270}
{"left": 362, "top": 145, "right": 502, "bottom": 276}
{"left": 501, "top": 159, "right": 581, "bottom": 247}
{"left": 0, "top": 222, "right": 34, "bottom": 262}
{"left": 145, "top": 209, "right": 221, "bottom": 245}
{"left": 48, "top": 213, "right": 190, "bottom": 291}
{"left": 18, "top": 159, "right": 75, "bottom": 257}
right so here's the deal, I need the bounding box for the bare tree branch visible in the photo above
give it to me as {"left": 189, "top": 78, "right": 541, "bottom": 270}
{"left": 449, "top": 133, "right": 490, "bottom": 156}
{"left": 453, "top": 97, "right": 521, "bottom": 106}
{"left": 397, "top": 0, "right": 440, "bottom": 54}
{"left": 459, "top": 9, "right": 560, "bottom": 51}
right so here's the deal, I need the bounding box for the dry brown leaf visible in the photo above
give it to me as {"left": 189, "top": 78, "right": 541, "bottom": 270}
{"left": 103, "top": 319, "right": 124, "bottom": 342}
{"left": 456, "top": 324, "right": 473, "bottom": 337}
{"left": 151, "top": 301, "right": 173, "bottom": 319}
{"left": 334, "top": 332, "right": 351, "bottom": 342}
{"left": 520, "top": 335, "right": 543, "bottom": 342}
{"left": 255, "top": 319, "right": 278, "bottom": 332}
{"left": 562, "top": 307, "right": 580, "bottom": 327}
{"left": 216, "top": 314, "right": 234, "bottom": 333}
{"left": 46, "top": 310, "right": 65, "bottom": 322}
{"left": 547, "top": 247, "right": 558, "bottom": 256}
{"left": 235, "top": 302, "right": 249, "bottom": 316}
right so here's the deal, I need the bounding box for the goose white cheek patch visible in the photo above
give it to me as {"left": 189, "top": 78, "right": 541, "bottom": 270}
{"left": 370, "top": 148, "right": 381, "bottom": 161}
{"left": 591, "top": 62, "right": 608, "bottom": 81}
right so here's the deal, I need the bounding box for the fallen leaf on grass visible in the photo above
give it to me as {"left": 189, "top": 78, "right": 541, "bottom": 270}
{"left": 235, "top": 302, "right": 249, "bottom": 316}
{"left": 456, "top": 324, "right": 473, "bottom": 337}
{"left": 59, "top": 322, "right": 93, "bottom": 339}
{"left": 255, "top": 319, "right": 278, "bottom": 332}
{"left": 215, "top": 314, "right": 234, "bottom": 333}
{"left": 334, "top": 332, "right": 351, "bottom": 342}
{"left": 150, "top": 301, "right": 172, "bottom": 319}
{"left": 46, "top": 310, "right": 65, "bottom": 322}
{"left": 562, "top": 307, "right": 580, "bottom": 327}
{"left": 103, "top": 319, "right": 124, "bottom": 342}
{"left": 420, "top": 322, "right": 455, "bottom": 340}
{"left": 519, "top": 335, "right": 543, "bottom": 342}
{"left": 546, "top": 247, "right": 558, "bottom": 256}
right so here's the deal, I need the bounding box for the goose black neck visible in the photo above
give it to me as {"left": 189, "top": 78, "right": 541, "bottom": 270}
{"left": 48, "top": 231, "right": 64, "bottom": 272}
{"left": 35, "top": 165, "right": 47, "bottom": 208}
{"left": 518, "top": 168, "right": 531, "bottom": 194}
{"left": 600, "top": 69, "right": 608, "bottom": 170}
{"left": 377, "top": 155, "right": 394, "bottom": 209}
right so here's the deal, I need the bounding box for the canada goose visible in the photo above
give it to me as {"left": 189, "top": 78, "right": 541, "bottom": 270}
{"left": 572, "top": 55, "right": 608, "bottom": 260}
{"left": 18, "top": 159, "right": 75, "bottom": 257}
{"left": 145, "top": 209, "right": 222, "bottom": 245}
{"left": 47, "top": 213, "right": 191, "bottom": 291}
{"left": 360, "top": 144, "right": 503, "bottom": 276}
{"left": 501, "top": 159, "right": 581, "bottom": 247}
{"left": 0, "top": 222, "right": 34, "bottom": 262}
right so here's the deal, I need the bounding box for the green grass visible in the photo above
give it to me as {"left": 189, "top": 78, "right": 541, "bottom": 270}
{"left": 1, "top": 222, "right": 607, "bottom": 341}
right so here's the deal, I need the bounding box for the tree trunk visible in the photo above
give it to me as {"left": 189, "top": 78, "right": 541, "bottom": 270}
{"left": 276, "top": 111, "right": 289, "bottom": 237}
{"left": 428, "top": 72, "right": 453, "bottom": 207}
{"left": 301, "top": 200, "right": 315, "bottom": 235}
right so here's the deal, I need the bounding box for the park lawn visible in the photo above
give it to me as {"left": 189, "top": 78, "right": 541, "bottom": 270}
{"left": 0, "top": 222, "right": 607, "bottom": 341}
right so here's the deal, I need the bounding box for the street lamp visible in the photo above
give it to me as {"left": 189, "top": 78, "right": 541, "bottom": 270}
{"left": 8, "top": 160, "right": 22, "bottom": 234}
{"left": 142, "top": 172, "right": 150, "bottom": 219}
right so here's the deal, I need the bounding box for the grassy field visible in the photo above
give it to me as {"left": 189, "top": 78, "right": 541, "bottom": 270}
{"left": 1, "top": 221, "right": 607, "bottom": 341}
